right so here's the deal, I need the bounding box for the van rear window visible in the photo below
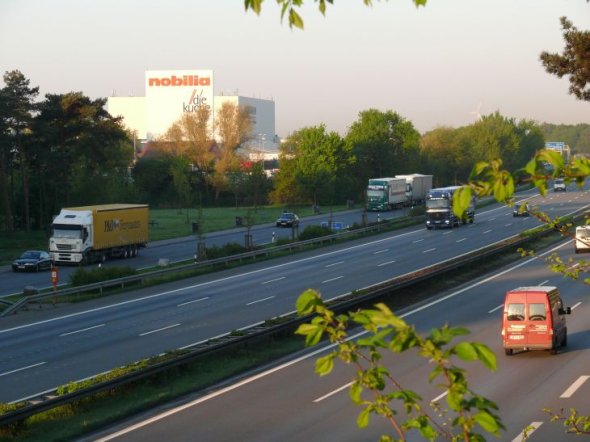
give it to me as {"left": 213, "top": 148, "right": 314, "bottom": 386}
{"left": 529, "top": 303, "right": 546, "bottom": 321}
{"left": 506, "top": 303, "right": 525, "bottom": 321}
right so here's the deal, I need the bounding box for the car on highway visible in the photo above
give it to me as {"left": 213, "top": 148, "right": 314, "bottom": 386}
{"left": 12, "top": 250, "right": 52, "bottom": 272}
{"left": 276, "top": 212, "right": 300, "bottom": 228}
{"left": 553, "top": 178, "right": 566, "bottom": 191}
{"left": 512, "top": 203, "right": 529, "bottom": 217}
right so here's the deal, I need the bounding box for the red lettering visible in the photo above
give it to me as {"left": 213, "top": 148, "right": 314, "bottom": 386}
{"left": 148, "top": 75, "right": 211, "bottom": 87}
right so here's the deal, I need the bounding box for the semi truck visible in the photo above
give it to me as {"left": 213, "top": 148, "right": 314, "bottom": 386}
{"left": 366, "top": 177, "right": 407, "bottom": 211}
{"left": 425, "top": 186, "right": 475, "bottom": 229}
{"left": 49, "top": 204, "right": 149, "bottom": 264}
{"left": 395, "top": 174, "right": 433, "bottom": 206}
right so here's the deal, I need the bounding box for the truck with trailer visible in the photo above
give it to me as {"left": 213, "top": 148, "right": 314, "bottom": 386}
{"left": 49, "top": 204, "right": 149, "bottom": 265}
{"left": 366, "top": 177, "right": 407, "bottom": 211}
{"left": 425, "top": 186, "right": 475, "bottom": 229}
{"left": 395, "top": 174, "right": 433, "bottom": 206}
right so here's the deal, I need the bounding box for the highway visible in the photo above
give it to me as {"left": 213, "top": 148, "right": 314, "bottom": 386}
{"left": 0, "top": 209, "right": 388, "bottom": 297}
{"left": 0, "top": 187, "right": 588, "bottom": 405}
{"left": 90, "top": 240, "right": 590, "bottom": 442}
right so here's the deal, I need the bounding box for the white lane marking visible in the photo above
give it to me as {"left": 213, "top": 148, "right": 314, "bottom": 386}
{"left": 489, "top": 218, "right": 496, "bottom": 221}
{"left": 139, "top": 324, "right": 180, "bottom": 337}
{"left": 412, "top": 239, "right": 424, "bottom": 243}
{"left": 60, "top": 324, "right": 105, "bottom": 337}
{"left": 505, "top": 223, "right": 512, "bottom": 227}
{"left": 313, "top": 382, "right": 353, "bottom": 403}
{"left": 422, "top": 248, "right": 436, "bottom": 253}
{"left": 572, "top": 302, "right": 582, "bottom": 310}
{"left": 246, "top": 296, "right": 275, "bottom": 306}
{"left": 378, "top": 260, "right": 396, "bottom": 267}
{"left": 326, "top": 261, "right": 345, "bottom": 267}
{"left": 483, "top": 229, "right": 492, "bottom": 234}
{"left": 0, "top": 362, "right": 47, "bottom": 378}
{"left": 0, "top": 227, "right": 427, "bottom": 336}
{"left": 322, "top": 276, "right": 343, "bottom": 284}
{"left": 456, "top": 238, "right": 466, "bottom": 243}
{"left": 512, "top": 422, "right": 543, "bottom": 442}
{"left": 261, "top": 277, "right": 286, "bottom": 285}
{"left": 98, "top": 240, "right": 574, "bottom": 442}
{"left": 560, "top": 375, "right": 590, "bottom": 398}
{"left": 431, "top": 391, "right": 447, "bottom": 403}
{"left": 488, "top": 304, "right": 503, "bottom": 314}
{"left": 177, "top": 297, "right": 209, "bottom": 307}
{"left": 373, "top": 249, "right": 388, "bottom": 255}
{"left": 538, "top": 280, "right": 549, "bottom": 286}
{"left": 505, "top": 213, "right": 511, "bottom": 216}
{"left": 443, "top": 231, "right": 453, "bottom": 235}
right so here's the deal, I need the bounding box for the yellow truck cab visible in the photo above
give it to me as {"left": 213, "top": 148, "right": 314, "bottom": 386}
{"left": 502, "top": 286, "right": 571, "bottom": 355}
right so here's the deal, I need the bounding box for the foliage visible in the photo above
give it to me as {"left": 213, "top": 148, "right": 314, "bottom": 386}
{"left": 297, "top": 224, "right": 334, "bottom": 241}
{"left": 205, "top": 242, "right": 248, "bottom": 259}
{"left": 272, "top": 125, "right": 354, "bottom": 206}
{"left": 345, "top": 109, "right": 420, "bottom": 201}
{"left": 540, "top": 123, "right": 590, "bottom": 155}
{"left": 244, "top": 0, "right": 428, "bottom": 29}
{"left": 540, "top": 17, "right": 590, "bottom": 101}
{"left": 69, "top": 266, "right": 137, "bottom": 287}
{"left": 295, "top": 289, "right": 504, "bottom": 440}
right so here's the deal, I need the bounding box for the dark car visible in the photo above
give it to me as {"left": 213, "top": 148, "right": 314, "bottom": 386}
{"left": 513, "top": 203, "right": 530, "bottom": 217}
{"left": 12, "top": 250, "right": 52, "bottom": 272}
{"left": 276, "top": 212, "right": 300, "bottom": 228}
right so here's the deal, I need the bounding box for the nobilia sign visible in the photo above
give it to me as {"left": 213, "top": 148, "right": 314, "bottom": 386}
{"left": 145, "top": 69, "right": 214, "bottom": 139}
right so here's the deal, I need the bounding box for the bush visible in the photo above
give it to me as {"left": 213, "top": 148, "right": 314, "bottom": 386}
{"left": 70, "top": 266, "right": 138, "bottom": 287}
{"left": 298, "top": 225, "right": 334, "bottom": 241}
{"left": 205, "top": 242, "right": 248, "bottom": 259}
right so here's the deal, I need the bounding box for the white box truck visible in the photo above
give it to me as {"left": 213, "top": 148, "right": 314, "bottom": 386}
{"left": 49, "top": 204, "right": 149, "bottom": 265}
{"left": 396, "top": 174, "right": 433, "bottom": 206}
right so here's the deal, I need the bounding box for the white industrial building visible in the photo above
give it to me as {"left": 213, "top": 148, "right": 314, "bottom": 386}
{"left": 106, "top": 69, "right": 279, "bottom": 153}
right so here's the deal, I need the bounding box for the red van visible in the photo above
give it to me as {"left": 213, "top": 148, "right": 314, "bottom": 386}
{"left": 502, "top": 286, "right": 571, "bottom": 355}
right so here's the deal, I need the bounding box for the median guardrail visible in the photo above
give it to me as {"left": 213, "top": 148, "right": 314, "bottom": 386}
{"left": 0, "top": 214, "right": 573, "bottom": 427}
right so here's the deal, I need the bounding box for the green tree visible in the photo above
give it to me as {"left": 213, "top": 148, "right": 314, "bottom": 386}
{"left": 280, "top": 125, "right": 353, "bottom": 206}
{"left": 0, "top": 70, "right": 39, "bottom": 232}
{"left": 34, "top": 92, "right": 132, "bottom": 217}
{"left": 540, "top": 17, "right": 590, "bottom": 101}
{"left": 346, "top": 109, "right": 421, "bottom": 199}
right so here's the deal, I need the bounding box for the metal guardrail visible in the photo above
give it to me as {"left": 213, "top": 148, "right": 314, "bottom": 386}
{"left": 0, "top": 220, "right": 563, "bottom": 427}
{"left": 0, "top": 217, "right": 413, "bottom": 317}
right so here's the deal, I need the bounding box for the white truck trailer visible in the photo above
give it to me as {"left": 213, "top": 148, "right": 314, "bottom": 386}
{"left": 396, "top": 174, "right": 433, "bottom": 206}
{"left": 49, "top": 204, "right": 149, "bottom": 265}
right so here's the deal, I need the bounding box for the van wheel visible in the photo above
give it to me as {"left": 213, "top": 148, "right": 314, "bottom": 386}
{"left": 550, "top": 338, "right": 558, "bottom": 354}
{"left": 562, "top": 333, "right": 568, "bottom": 347}
{"left": 504, "top": 349, "right": 513, "bottom": 356}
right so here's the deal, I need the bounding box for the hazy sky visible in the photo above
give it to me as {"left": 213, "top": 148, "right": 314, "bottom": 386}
{"left": 1, "top": 0, "right": 589, "bottom": 138}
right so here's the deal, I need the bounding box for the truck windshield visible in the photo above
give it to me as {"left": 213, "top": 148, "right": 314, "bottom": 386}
{"left": 425, "top": 199, "right": 450, "bottom": 210}
{"left": 367, "top": 190, "right": 385, "bottom": 198}
{"left": 52, "top": 225, "right": 83, "bottom": 239}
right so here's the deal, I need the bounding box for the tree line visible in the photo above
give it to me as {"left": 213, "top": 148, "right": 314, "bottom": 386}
{"left": 0, "top": 69, "right": 583, "bottom": 235}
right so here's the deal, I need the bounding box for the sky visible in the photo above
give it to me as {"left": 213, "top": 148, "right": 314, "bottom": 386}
{"left": 1, "top": 0, "right": 589, "bottom": 138}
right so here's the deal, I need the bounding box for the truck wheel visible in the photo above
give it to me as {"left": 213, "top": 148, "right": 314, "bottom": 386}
{"left": 123, "top": 248, "right": 129, "bottom": 259}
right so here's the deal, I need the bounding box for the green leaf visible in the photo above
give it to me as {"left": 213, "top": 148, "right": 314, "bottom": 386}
{"left": 295, "top": 289, "right": 321, "bottom": 315}
{"left": 315, "top": 353, "right": 335, "bottom": 376}
{"left": 454, "top": 342, "right": 478, "bottom": 361}
{"left": 474, "top": 410, "right": 502, "bottom": 434}
{"left": 349, "top": 381, "right": 363, "bottom": 404}
{"left": 295, "top": 323, "right": 323, "bottom": 346}
{"left": 473, "top": 343, "right": 497, "bottom": 371}
{"left": 452, "top": 186, "right": 472, "bottom": 219}
{"left": 357, "top": 406, "right": 371, "bottom": 428}
{"left": 289, "top": 8, "right": 304, "bottom": 29}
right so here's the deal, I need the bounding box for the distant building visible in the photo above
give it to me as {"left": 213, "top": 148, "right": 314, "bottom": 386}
{"left": 106, "top": 69, "right": 278, "bottom": 152}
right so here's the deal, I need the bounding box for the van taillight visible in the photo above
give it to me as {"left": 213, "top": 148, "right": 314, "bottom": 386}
{"left": 501, "top": 328, "right": 505, "bottom": 336}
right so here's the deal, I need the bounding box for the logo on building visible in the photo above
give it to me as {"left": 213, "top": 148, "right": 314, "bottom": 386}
{"left": 183, "top": 89, "right": 210, "bottom": 113}
{"left": 148, "top": 75, "right": 211, "bottom": 87}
